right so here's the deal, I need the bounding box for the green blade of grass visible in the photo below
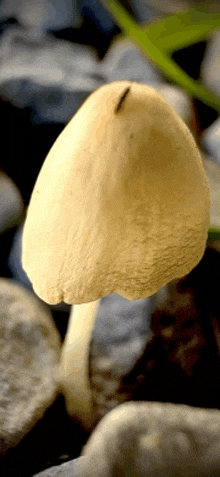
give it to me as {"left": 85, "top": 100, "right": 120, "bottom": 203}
{"left": 208, "top": 227, "right": 220, "bottom": 240}
{"left": 141, "top": 7, "right": 220, "bottom": 54}
{"left": 103, "top": 0, "right": 220, "bottom": 114}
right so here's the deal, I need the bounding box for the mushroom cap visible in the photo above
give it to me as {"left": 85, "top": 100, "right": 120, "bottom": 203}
{"left": 22, "top": 81, "right": 210, "bottom": 305}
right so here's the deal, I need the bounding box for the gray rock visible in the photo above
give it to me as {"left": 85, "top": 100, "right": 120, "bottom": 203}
{"left": 90, "top": 293, "right": 151, "bottom": 424}
{"left": 0, "top": 278, "right": 61, "bottom": 455}
{"left": 202, "top": 152, "right": 220, "bottom": 227}
{"left": 201, "top": 30, "right": 220, "bottom": 97}
{"left": 201, "top": 117, "right": 220, "bottom": 165}
{"left": 31, "top": 457, "right": 82, "bottom": 477}
{"left": 0, "top": 26, "right": 103, "bottom": 123}
{"left": 78, "top": 401, "right": 220, "bottom": 477}
{"left": 155, "top": 83, "right": 193, "bottom": 128}
{"left": 0, "top": 172, "right": 24, "bottom": 234}
{"left": 8, "top": 225, "right": 33, "bottom": 291}
{"left": 100, "top": 37, "right": 162, "bottom": 85}
{"left": 0, "top": 0, "right": 82, "bottom": 34}
{"left": 93, "top": 294, "right": 151, "bottom": 346}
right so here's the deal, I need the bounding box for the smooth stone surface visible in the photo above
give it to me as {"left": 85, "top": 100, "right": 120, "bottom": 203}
{"left": 31, "top": 457, "right": 82, "bottom": 477}
{"left": 0, "top": 278, "right": 61, "bottom": 455}
{"left": 90, "top": 293, "right": 151, "bottom": 425}
{"left": 0, "top": 172, "right": 24, "bottom": 234}
{"left": 0, "top": 26, "right": 102, "bottom": 123}
{"left": 78, "top": 401, "right": 220, "bottom": 477}
{"left": 201, "top": 30, "right": 220, "bottom": 97}
{"left": 0, "top": 0, "right": 82, "bottom": 32}
{"left": 202, "top": 152, "right": 220, "bottom": 227}
{"left": 100, "top": 37, "right": 163, "bottom": 85}
{"left": 8, "top": 225, "right": 33, "bottom": 291}
{"left": 201, "top": 117, "right": 220, "bottom": 165}
{"left": 155, "top": 83, "right": 193, "bottom": 127}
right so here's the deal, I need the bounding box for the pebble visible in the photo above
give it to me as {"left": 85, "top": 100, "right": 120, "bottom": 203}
{"left": 154, "top": 83, "right": 193, "bottom": 128}
{"left": 0, "top": 172, "right": 24, "bottom": 234}
{"left": 77, "top": 401, "right": 220, "bottom": 477}
{"left": 200, "top": 29, "right": 220, "bottom": 97}
{"left": 201, "top": 117, "right": 220, "bottom": 164}
{"left": 31, "top": 458, "right": 82, "bottom": 477}
{"left": 0, "top": 25, "right": 102, "bottom": 123}
{"left": 0, "top": 0, "right": 82, "bottom": 33}
{"left": 89, "top": 294, "right": 151, "bottom": 424}
{"left": 0, "top": 278, "right": 61, "bottom": 455}
{"left": 100, "top": 37, "right": 163, "bottom": 85}
{"left": 202, "top": 152, "right": 220, "bottom": 227}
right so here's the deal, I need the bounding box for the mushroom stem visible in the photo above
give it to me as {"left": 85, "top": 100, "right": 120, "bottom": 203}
{"left": 59, "top": 299, "right": 100, "bottom": 430}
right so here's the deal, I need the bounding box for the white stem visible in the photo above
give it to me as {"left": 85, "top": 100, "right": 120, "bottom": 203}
{"left": 59, "top": 299, "right": 100, "bottom": 431}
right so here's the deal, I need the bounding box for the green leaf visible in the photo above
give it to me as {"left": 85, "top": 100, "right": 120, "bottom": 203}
{"left": 208, "top": 227, "right": 220, "bottom": 241}
{"left": 141, "top": 7, "right": 220, "bottom": 53}
{"left": 103, "top": 0, "right": 220, "bottom": 114}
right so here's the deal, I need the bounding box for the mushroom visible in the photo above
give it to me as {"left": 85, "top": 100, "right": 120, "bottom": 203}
{"left": 22, "top": 80, "right": 210, "bottom": 430}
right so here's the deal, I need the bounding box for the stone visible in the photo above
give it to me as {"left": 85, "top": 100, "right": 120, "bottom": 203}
{"left": 77, "top": 401, "right": 220, "bottom": 477}
{"left": 31, "top": 457, "right": 82, "bottom": 477}
{"left": 100, "top": 37, "right": 162, "bottom": 85}
{"left": 8, "top": 225, "right": 33, "bottom": 291}
{"left": 201, "top": 30, "right": 220, "bottom": 97}
{"left": 202, "top": 152, "right": 220, "bottom": 226}
{"left": 0, "top": 25, "right": 102, "bottom": 123}
{"left": 0, "top": 172, "right": 24, "bottom": 234}
{"left": 89, "top": 293, "right": 151, "bottom": 425}
{"left": 0, "top": 0, "right": 82, "bottom": 33}
{"left": 154, "top": 83, "right": 193, "bottom": 128}
{"left": 201, "top": 118, "right": 220, "bottom": 165}
{"left": 0, "top": 278, "right": 61, "bottom": 455}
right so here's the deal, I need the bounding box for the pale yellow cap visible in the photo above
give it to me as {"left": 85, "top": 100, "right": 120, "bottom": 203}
{"left": 22, "top": 81, "right": 210, "bottom": 305}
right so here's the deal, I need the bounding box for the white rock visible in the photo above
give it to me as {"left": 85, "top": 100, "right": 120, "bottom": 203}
{"left": 200, "top": 29, "right": 220, "bottom": 97}
{"left": 31, "top": 457, "right": 82, "bottom": 477}
{"left": 154, "top": 83, "right": 193, "bottom": 127}
{"left": 202, "top": 152, "right": 220, "bottom": 227}
{"left": 0, "top": 172, "right": 24, "bottom": 233}
{"left": 0, "top": 0, "right": 81, "bottom": 33}
{"left": 0, "top": 26, "right": 102, "bottom": 121}
{"left": 0, "top": 278, "right": 61, "bottom": 454}
{"left": 201, "top": 116, "right": 220, "bottom": 164}
{"left": 77, "top": 401, "right": 220, "bottom": 477}
{"left": 100, "top": 37, "right": 162, "bottom": 85}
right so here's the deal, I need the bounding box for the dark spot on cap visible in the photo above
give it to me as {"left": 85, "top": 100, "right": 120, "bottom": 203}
{"left": 115, "top": 87, "right": 130, "bottom": 114}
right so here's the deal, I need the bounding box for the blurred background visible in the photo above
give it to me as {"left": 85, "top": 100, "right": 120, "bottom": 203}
{"left": 1, "top": 1, "right": 220, "bottom": 476}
